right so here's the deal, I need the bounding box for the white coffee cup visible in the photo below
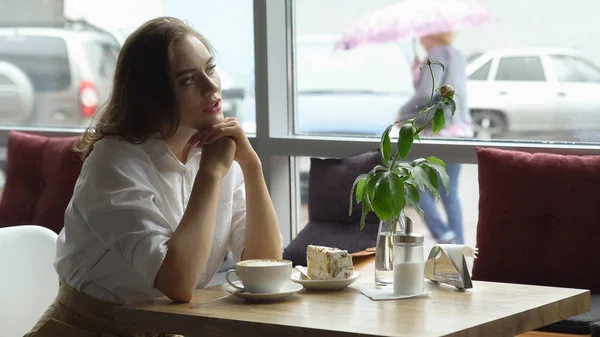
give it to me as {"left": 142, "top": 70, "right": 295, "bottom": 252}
{"left": 225, "top": 259, "right": 292, "bottom": 293}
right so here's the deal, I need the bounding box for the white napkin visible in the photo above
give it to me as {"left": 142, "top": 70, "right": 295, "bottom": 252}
{"left": 360, "top": 285, "right": 431, "bottom": 301}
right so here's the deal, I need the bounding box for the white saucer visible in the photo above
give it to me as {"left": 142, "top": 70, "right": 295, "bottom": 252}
{"left": 290, "top": 270, "right": 361, "bottom": 291}
{"left": 225, "top": 282, "right": 303, "bottom": 301}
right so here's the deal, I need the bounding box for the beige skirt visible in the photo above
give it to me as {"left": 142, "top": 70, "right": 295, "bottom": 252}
{"left": 24, "top": 282, "right": 181, "bottom": 337}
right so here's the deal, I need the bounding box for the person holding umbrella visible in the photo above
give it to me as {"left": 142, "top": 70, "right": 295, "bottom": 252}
{"left": 397, "top": 31, "right": 474, "bottom": 244}
{"left": 334, "top": 0, "right": 492, "bottom": 243}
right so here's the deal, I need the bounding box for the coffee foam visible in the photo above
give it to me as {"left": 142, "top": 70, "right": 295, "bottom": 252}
{"left": 239, "top": 259, "right": 290, "bottom": 267}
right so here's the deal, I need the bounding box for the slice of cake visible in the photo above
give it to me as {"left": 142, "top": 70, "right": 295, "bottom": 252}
{"left": 306, "top": 245, "right": 354, "bottom": 280}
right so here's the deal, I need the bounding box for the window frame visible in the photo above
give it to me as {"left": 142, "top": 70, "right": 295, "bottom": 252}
{"left": 2, "top": 0, "right": 600, "bottom": 246}
{"left": 251, "top": 0, "right": 600, "bottom": 245}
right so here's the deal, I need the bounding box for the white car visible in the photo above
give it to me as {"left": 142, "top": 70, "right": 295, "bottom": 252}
{"left": 466, "top": 48, "right": 600, "bottom": 139}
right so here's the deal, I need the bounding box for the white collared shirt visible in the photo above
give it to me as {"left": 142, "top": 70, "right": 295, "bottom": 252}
{"left": 55, "top": 135, "right": 246, "bottom": 304}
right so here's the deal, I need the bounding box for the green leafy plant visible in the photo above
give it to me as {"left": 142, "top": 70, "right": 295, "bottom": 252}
{"left": 349, "top": 60, "right": 456, "bottom": 235}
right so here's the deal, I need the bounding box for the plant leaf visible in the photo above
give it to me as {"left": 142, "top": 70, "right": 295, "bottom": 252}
{"left": 371, "top": 175, "right": 394, "bottom": 221}
{"left": 445, "top": 97, "right": 456, "bottom": 116}
{"left": 405, "top": 182, "right": 424, "bottom": 219}
{"left": 423, "top": 162, "right": 450, "bottom": 195}
{"left": 360, "top": 199, "right": 369, "bottom": 231}
{"left": 426, "top": 156, "right": 446, "bottom": 169}
{"left": 420, "top": 105, "right": 433, "bottom": 117}
{"left": 393, "top": 162, "right": 412, "bottom": 170}
{"left": 392, "top": 162, "right": 411, "bottom": 177}
{"left": 355, "top": 179, "right": 366, "bottom": 203}
{"left": 380, "top": 125, "right": 393, "bottom": 164}
{"left": 432, "top": 105, "right": 445, "bottom": 134}
{"left": 374, "top": 164, "right": 388, "bottom": 172}
{"left": 389, "top": 173, "right": 406, "bottom": 217}
{"left": 423, "top": 166, "right": 439, "bottom": 189}
{"left": 412, "top": 158, "right": 427, "bottom": 167}
{"left": 410, "top": 165, "right": 429, "bottom": 193}
{"left": 349, "top": 174, "right": 368, "bottom": 215}
{"left": 393, "top": 167, "right": 410, "bottom": 177}
{"left": 365, "top": 171, "right": 384, "bottom": 205}
{"left": 398, "top": 123, "right": 415, "bottom": 159}
{"left": 421, "top": 165, "right": 440, "bottom": 201}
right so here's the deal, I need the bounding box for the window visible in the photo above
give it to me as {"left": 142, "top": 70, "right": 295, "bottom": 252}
{"left": 0, "top": 0, "right": 254, "bottom": 130}
{"left": 297, "top": 41, "right": 412, "bottom": 95}
{"left": 495, "top": 56, "right": 545, "bottom": 82}
{"left": 164, "top": 0, "right": 254, "bottom": 124}
{"left": 3, "top": 0, "right": 600, "bottom": 249}
{"left": 0, "top": 0, "right": 255, "bottom": 193}
{"left": 469, "top": 59, "right": 492, "bottom": 81}
{"left": 284, "top": 0, "right": 600, "bottom": 243}
{"left": 294, "top": 39, "right": 413, "bottom": 136}
{"left": 550, "top": 54, "right": 600, "bottom": 83}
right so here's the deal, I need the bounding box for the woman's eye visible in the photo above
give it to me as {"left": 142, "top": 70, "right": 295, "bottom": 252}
{"left": 183, "top": 76, "right": 195, "bottom": 85}
{"left": 207, "top": 64, "right": 217, "bottom": 74}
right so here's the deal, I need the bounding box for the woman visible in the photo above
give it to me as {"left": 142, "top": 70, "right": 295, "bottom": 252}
{"left": 397, "top": 32, "right": 473, "bottom": 244}
{"left": 26, "top": 17, "right": 282, "bottom": 337}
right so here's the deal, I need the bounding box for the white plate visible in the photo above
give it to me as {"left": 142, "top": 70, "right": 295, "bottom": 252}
{"left": 290, "top": 270, "right": 361, "bottom": 291}
{"left": 225, "top": 282, "right": 303, "bottom": 301}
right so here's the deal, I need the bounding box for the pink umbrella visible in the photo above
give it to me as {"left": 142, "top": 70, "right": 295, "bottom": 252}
{"left": 335, "top": 0, "right": 492, "bottom": 50}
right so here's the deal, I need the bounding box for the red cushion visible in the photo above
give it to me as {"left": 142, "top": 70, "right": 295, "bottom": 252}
{"left": 472, "top": 147, "right": 600, "bottom": 292}
{"left": 0, "top": 131, "right": 82, "bottom": 233}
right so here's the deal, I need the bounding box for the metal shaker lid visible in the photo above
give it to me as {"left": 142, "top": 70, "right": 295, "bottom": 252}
{"left": 393, "top": 216, "right": 424, "bottom": 244}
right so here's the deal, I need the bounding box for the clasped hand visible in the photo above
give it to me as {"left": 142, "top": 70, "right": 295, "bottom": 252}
{"left": 190, "top": 118, "right": 258, "bottom": 177}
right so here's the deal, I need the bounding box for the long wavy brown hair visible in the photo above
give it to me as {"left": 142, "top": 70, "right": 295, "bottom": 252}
{"left": 73, "top": 17, "right": 214, "bottom": 160}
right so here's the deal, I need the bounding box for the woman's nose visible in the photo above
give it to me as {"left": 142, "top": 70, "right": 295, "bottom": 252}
{"left": 199, "top": 76, "right": 219, "bottom": 96}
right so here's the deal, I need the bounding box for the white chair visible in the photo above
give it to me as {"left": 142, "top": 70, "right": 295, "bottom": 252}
{"left": 0, "top": 225, "right": 59, "bottom": 337}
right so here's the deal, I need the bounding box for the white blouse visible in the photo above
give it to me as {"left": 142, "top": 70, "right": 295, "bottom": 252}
{"left": 55, "top": 135, "right": 246, "bottom": 304}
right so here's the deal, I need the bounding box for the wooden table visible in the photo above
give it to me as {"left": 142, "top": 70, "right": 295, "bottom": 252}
{"left": 115, "top": 258, "right": 589, "bottom": 337}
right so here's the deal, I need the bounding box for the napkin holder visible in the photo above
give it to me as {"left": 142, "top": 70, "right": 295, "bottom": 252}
{"left": 424, "top": 245, "right": 474, "bottom": 290}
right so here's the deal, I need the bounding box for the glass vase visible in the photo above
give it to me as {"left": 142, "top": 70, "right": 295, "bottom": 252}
{"left": 374, "top": 211, "right": 406, "bottom": 285}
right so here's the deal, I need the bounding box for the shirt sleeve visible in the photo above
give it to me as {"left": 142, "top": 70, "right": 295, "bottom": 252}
{"left": 74, "top": 143, "right": 172, "bottom": 289}
{"left": 228, "top": 163, "right": 247, "bottom": 263}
